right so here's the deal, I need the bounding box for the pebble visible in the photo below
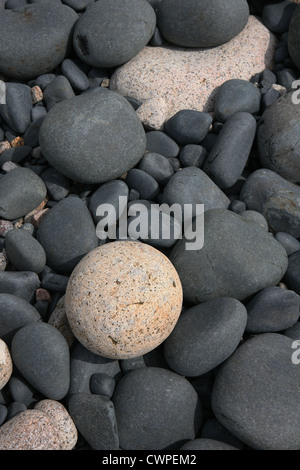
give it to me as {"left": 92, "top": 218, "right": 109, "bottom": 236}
{"left": 164, "top": 297, "right": 247, "bottom": 377}
{"left": 263, "top": 0, "right": 297, "bottom": 34}
{"left": 0, "top": 167, "right": 47, "bottom": 221}
{"left": 88, "top": 180, "right": 129, "bottom": 226}
{"left": 170, "top": 209, "right": 288, "bottom": 304}
{"left": 179, "top": 145, "right": 207, "bottom": 169}
{"left": 90, "top": 373, "right": 116, "bottom": 399}
{"left": 65, "top": 241, "right": 183, "bottom": 359}
{"left": 0, "top": 339, "right": 13, "bottom": 390}
{"left": 156, "top": 0, "right": 249, "bottom": 47}
{"left": 125, "top": 169, "right": 160, "bottom": 201}
{"left": 37, "top": 196, "right": 98, "bottom": 274}
{"left": 8, "top": 376, "right": 37, "bottom": 408}
{"left": 6, "top": 402, "right": 27, "bottom": 421}
{"left": 11, "top": 322, "right": 70, "bottom": 400}
{"left": 68, "top": 393, "right": 119, "bottom": 450}
{"left": 146, "top": 130, "right": 179, "bottom": 158}
{"left": 5, "top": 228, "right": 46, "bottom": 274}
{"left": 73, "top": 0, "right": 156, "bottom": 68}
{"left": 212, "top": 333, "right": 300, "bottom": 450}
{"left": 0, "top": 271, "right": 40, "bottom": 303}
{"left": 113, "top": 367, "right": 202, "bottom": 450}
{"left": 275, "top": 232, "right": 300, "bottom": 255}
{"left": 214, "top": 79, "right": 261, "bottom": 122}
{"left": 40, "top": 167, "right": 70, "bottom": 202}
{"left": 61, "top": 59, "right": 90, "bottom": 91}
{"left": 42, "top": 75, "right": 75, "bottom": 111}
{"left": 0, "top": 83, "right": 33, "bottom": 134}
{"left": 39, "top": 89, "right": 146, "bottom": 184}
{"left": 0, "top": 3, "right": 78, "bottom": 80}
{"left": 164, "top": 110, "right": 213, "bottom": 145}
{"left": 138, "top": 153, "right": 174, "bottom": 187}
{"left": 203, "top": 112, "right": 257, "bottom": 189}
{"left": 0, "top": 293, "right": 41, "bottom": 346}
{"left": 288, "top": 4, "right": 300, "bottom": 69}
{"left": 239, "top": 210, "right": 269, "bottom": 231}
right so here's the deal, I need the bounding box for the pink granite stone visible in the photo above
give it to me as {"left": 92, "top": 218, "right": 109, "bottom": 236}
{"left": 110, "top": 15, "right": 278, "bottom": 130}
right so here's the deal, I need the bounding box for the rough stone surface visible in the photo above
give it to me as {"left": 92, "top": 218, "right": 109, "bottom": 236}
{"left": 65, "top": 241, "right": 183, "bottom": 359}
{"left": 288, "top": 4, "right": 300, "bottom": 69}
{"left": 0, "top": 339, "right": 13, "bottom": 390}
{"left": 109, "top": 16, "right": 277, "bottom": 130}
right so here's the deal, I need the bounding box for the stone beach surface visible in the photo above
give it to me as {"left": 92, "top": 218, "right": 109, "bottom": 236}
{"left": 1, "top": 0, "right": 300, "bottom": 452}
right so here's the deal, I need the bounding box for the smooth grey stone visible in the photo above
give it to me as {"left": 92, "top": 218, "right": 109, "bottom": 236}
{"left": 138, "top": 152, "right": 174, "bottom": 187}
{"left": 0, "top": 271, "right": 40, "bottom": 303}
{"left": 88, "top": 180, "right": 129, "bottom": 225}
{"left": 37, "top": 196, "right": 98, "bottom": 274}
{"left": 6, "top": 402, "right": 27, "bottom": 421}
{"left": 214, "top": 79, "right": 261, "bottom": 122}
{"left": 6, "top": 0, "right": 27, "bottom": 8}
{"left": 120, "top": 356, "right": 146, "bottom": 374}
{"left": 203, "top": 112, "right": 257, "bottom": 189}
{"left": 0, "top": 405, "right": 7, "bottom": 426}
{"left": 33, "top": 73, "right": 57, "bottom": 91}
{"left": 68, "top": 393, "right": 119, "bottom": 450}
{"left": 5, "top": 229, "right": 46, "bottom": 274}
{"left": 211, "top": 333, "right": 300, "bottom": 450}
{"left": 73, "top": 0, "right": 156, "bottom": 68}
{"left": 146, "top": 131, "right": 180, "bottom": 158}
{"left": 156, "top": 0, "right": 249, "bottom": 47}
{"left": 283, "top": 321, "right": 300, "bottom": 340}
{"left": 0, "top": 167, "right": 47, "bottom": 221}
{"left": 262, "top": 0, "right": 297, "bottom": 33}
{"left": 179, "top": 145, "right": 207, "bottom": 169}
{"left": 88, "top": 67, "right": 109, "bottom": 88}
{"left": 229, "top": 200, "right": 247, "bottom": 214}
{"left": 170, "top": 209, "right": 288, "bottom": 305}
{"left": 0, "top": 293, "right": 41, "bottom": 346}
{"left": 161, "top": 167, "right": 230, "bottom": 217}
{"left": 39, "top": 88, "right": 146, "bottom": 184}
{"left": 31, "top": 105, "right": 47, "bottom": 122}
{"left": 69, "top": 342, "right": 121, "bottom": 395}
{"left": 11, "top": 322, "right": 70, "bottom": 400}
{"left": 180, "top": 438, "right": 239, "bottom": 450}
{"left": 61, "top": 59, "right": 90, "bottom": 91}
{"left": 89, "top": 373, "right": 116, "bottom": 398}
{"left": 41, "top": 272, "right": 69, "bottom": 293}
{"left": 283, "top": 249, "right": 300, "bottom": 295}
{"left": 43, "top": 75, "right": 75, "bottom": 111}
{"left": 261, "top": 87, "right": 281, "bottom": 111}
{"left": 0, "top": 3, "right": 78, "bottom": 80}
{"left": 245, "top": 286, "right": 300, "bottom": 333}
{"left": 240, "top": 168, "right": 300, "bottom": 238}
{"left": 0, "top": 83, "right": 32, "bottom": 134}
{"left": 275, "top": 232, "right": 300, "bottom": 256}
{"left": 164, "top": 297, "right": 247, "bottom": 377}
{"left": 61, "top": 0, "right": 94, "bottom": 10}
{"left": 288, "top": 5, "right": 300, "bottom": 69}
{"left": 276, "top": 68, "right": 296, "bottom": 91}
{"left": 0, "top": 146, "right": 32, "bottom": 167}
{"left": 113, "top": 367, "right": 202, "bottom": 450}
{"left": 240, "top": 210, "right": 269, "bottom": 231}
{"left": 40, "top": 167, "right": 70, "bottom": 201}
{"left": 200, "top": 418, "right": 244, "bottom": 449}
{"left": 23, "top": 117, "right": 45, "bottom": 147}
{"left": 257, "top": 92, "right": 300, "bottom": 183}
{"left": 164, "top": 110, "right": 213, "bottom": 145}
{"left": 125, "top": 169, "right": 160, "bottom": 201}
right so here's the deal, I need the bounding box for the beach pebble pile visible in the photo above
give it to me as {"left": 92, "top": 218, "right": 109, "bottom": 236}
{"left": 1, "top": 0, "right": 300, "bottom": 451}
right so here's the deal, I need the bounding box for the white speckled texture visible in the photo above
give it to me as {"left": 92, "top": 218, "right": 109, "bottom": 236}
{"left": 110, "top": 15, "right": 278, "bottom": 130}
{"left": 65, "top": 241, "right": 183, "bottom": 359}
{"left": 0, "top": 338, "right": 12, "bottom": 390}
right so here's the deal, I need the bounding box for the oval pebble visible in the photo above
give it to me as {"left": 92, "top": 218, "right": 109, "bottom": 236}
{"left": 65, "top": 241, "right": 183, "bottom": 359}
{"left": 5, "top": 228, "right": 46, "bottom": 274}
{"left": 0, "top": 339, "right": 13, "bottom": 390}
{"left": 214, "top": 79, "right": 261, "bottom": 122}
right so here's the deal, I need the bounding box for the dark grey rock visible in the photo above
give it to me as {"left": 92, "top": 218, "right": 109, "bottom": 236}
{"left": 245, "top": 286, "right": 300, "bottom": 333}
{"left": 73, "top": 0, "right": 156, "bottom": 68}
{"left": 261, "top": 87, "right": 281, "bottom": 111}
{"left": 164, "top": 110, "right": 213, "bottom": 145}
{"left": 69, "top": 342, "right": 121, "bottom": 395}
{"left": 31, "top": 105, "right": 47, "bottom": 122}
{"left": 229, "top": 200, "right": 247, "bottom": 214}
{"left": 88, "top": 67, "right": 109, "bottom": 88}
{"left": 214, "top": 79, "right": 261, "bottom": 122}
{"left": 180, "top": 438, "right": 239, "bottom": 450}
{"left": 179, "top": 145, "right": 207, "bottom": 169}
{"left": 0, "top": 3, "right": 78, "bottom": 80}
{"left": 288, "top": 5, "right": 300, "bottom": 69}
{"left": 5, "top": 229, "right": 46, "bottom": 274}
{"left": 11, "top": 322, "right": 70, "bottom": 400}
{"left": 283, "top": 249, "right": 300, "bottom": 295}
{"left": 0, "top": 293, "right": 41, "bottom": 346}
{"left": 33, "top": 73, "right": 57, "bottom": 91}
{"left": 275, "top": 232, "right": 300, "bottom": 256}
{"left": 8, "top": 376, "right": 37, "bottom": 408}
{"left": 43, "top": 75, "right": 75, "bottom": 111}
{"left": 276, "top": 68, "right": 297, "bottom": 91}
{"left": 62, "top": 0, "right": 95, "bottom": 11}
{"left": 161, "top": 167, "right": 230, "bottom": 217}
{"left": 0, "top": 405, "right": 7, "bottom": 427}
{"left": 41, "top": 272, "right": 69, "bottom": 293}
{"left": 89, "top": 373, "right": 116, "bottom": 399}
{"left": 156, "top": 0, "right": 249, "bottom": 47}
{"left": 170, "top": 209, "right": 288, "bottom": 304}
{"left": 0, "top": 146, "right": 32, "bottom": 167}
{"left": 40, "top": 167, "right": 70, "bottom": 201}
{"left": 120, "top": 356, "right": 146, "bottom": 374}
{"left": 138, "top": 153, "right": 174, "bottom": 187}
{"left": 240, "top": 210, "right": 269, "bottom": 231}
{"left": 164, "top": 297, "right": 247, "bottom": 377}
{"left": 125, "top": 169, "right": 160, "bottom": 201}
{"left": 0, "top": 83, "right": 32, "bottom": 134}
{"left": 6, "top": 402, "right": 27, "bottom": 421}
{"left": 88, "top": 180, "right": 129, "bottom": 226}
{"left": 262, "top": 0, "right": 297, "bottom": 33}
{"left": 68, "top": 393, "right": 119, "bottom": 450}
{"left": 257, "top": 92, "right": 300, "bottom": 183}
{"left": 23, "top": 117, "right": 45, "bottom": 147}
{"left": 240, "top": 168, "right": 300, "bottom": 238}
{"left": 61, "top": 59, "right": 90, "bottom": 91}
{"left": 146, "top": 131, "right": 179, "bottom": 158}
{"left": 0, "top": 272, "right": 40, "bottom": 303}
{"left": 283, "top": 321, "right": 300, "bottom": 339}
{"left": 203, "top": 112, "right": 257, "bottom": 189}
{"left": 211, "top": 333, "right": 300, "bottom": 450}
{"left": 200, "top": 418, "right": 244, "bottom": 449}
{"left": 39, "top": 88, "right": 146, "bottom": 184}
{"left": 37, "top": 196, "right": 98, "bottom": 274}
{"left": 0, "top": 167, "right": 47, "bottom": 221}
{"left": 113, "top": 367, "right": 202, "bottom": 450}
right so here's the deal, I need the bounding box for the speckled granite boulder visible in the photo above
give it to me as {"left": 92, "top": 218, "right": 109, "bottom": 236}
{"left": 0, "top": 339, "right": 12, "bottom": 390}
{"left": 110, "top": 15, "right": 277, "bottom": 130}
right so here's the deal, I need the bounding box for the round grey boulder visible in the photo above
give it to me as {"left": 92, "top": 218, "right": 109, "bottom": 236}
{"left": 73, "top": 0, "right": 156, "bottom": 68}
{"left": 212, "top": 333, "right": 300, "bottom": 450}
{"left": 39, "top": 88, "right": 146, "bottom": 184}
{"left": 156, "top": 0, "right": 249, "bottom": 48}
{"left": 0, "top": 3, "right": 78, "bottom": 80}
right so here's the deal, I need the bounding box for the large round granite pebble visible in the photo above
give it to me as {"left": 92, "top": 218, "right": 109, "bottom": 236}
{"left": 0, "top": 339, "right": 12, "bottom": 390}
{"left": 39, "top": 88, "right": 146, "bottom": 184}
{"left": 0, "top": 3, "right": 78, "bottom": 80}
{"left": 212, "top": 333, "right": 300, "bottom": 450}
{"left": 73, "top": 0, "right": 156, "bottom": 68}
{"left": 65, "top": 241, "right": 183, "bottom": 359}
{"left": 156, "top": 0, "right": 249, "bottom": 47}
{"left": 170, "top": 209, "right": 288, "bottom": 304}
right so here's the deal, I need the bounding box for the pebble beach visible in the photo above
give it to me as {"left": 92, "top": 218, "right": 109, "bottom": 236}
{"left": 1, "top": 0, "right": 300, "bottom": 452}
